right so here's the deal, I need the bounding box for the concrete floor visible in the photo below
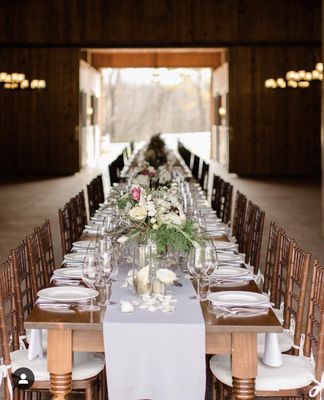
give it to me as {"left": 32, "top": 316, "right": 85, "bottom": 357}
{"left": 0, "top": 148, "right": 323, "bottom": 400}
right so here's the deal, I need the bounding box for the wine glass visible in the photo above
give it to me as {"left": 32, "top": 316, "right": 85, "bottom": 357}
{"left": 187, "top": 246, "right": 210, "bottom": 301}
{"left": 203, "top": 243, "right": 219, "bottom": 297}
{"left": 97, "top": 249, "right": 116, "bottom": 306}
{"left": 81, "top": 254, "right": 100, "bottom": 311}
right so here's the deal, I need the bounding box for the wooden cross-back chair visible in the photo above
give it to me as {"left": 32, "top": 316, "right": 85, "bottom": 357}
{"left": 245, "top": 204, "right": 265, "bottom": 274}
{"left": 275, "top": 233, "right": 295, "bottom": 311}
{"left": 240, "top": 200, "right": 255, "bottom": 255}
{"left": 0, "top": 259, "right": 105, "bottom": 400}
{"left": 262, "top": 222, "right": 284, "bottom": 302}
{"left": 26, "top": 230, "right": 48, "bottom": 299}
{"left": 222, "top": 181, "right": 233, "bottom": 224}
{"left": 183, "top": 147, "right": 192, "bottom": 168}
{"left": 10, "top": 242, "right": 34, "bottom": 336}
{"left": 87, "top": 174, "right": 104, "bottom": 217}
{"left": 192, "top": 154, "right": 200, "bottom": 180}
{"left": 199, "top": 160, "right": 209, "bottom": 193}
{"left": 282, "top": 244, "right": 311, "bottom": 354}
{"left": 58, "top": 202, "right": 74, "bottom": 257}
{"left": 72, "top": 192, "right": 87, "bottom": 238}
{"left": 211, "top": 175, "right": 221, "bottom": 213}
{"left": 35, "top": 219, "right": 56, "bottom": 284}
{"left": 257, "top": 239, "right": 311, "bottom": 355}
{"left": 231, "top": 191, "right": 247, "bottom": 247}
{"left": 210, "top": 260, "right": 323, "bottom": 400}
{"left": 96, "top": 174, "right": 105, "bottom": 205}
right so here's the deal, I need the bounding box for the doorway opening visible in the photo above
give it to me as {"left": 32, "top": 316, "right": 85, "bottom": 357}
{"left": 79, "top": 48, "right": 228, "bottom": 167}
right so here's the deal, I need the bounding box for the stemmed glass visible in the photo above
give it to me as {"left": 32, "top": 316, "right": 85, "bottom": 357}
{"left": 81, "top": 254, "right": 100, "bottom": 311}
{"left": 187, "top": 246, "right": 210, "bottom": 301}
{"left": 97, "top": 249, "right": 117, "bottom": 306}
{"left": 203, "top": 243, "right": 219, "bottom": 297}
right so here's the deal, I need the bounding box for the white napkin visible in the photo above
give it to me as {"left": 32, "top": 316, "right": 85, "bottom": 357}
{"left": 28, "top": 329, "right": 43, "bottom": 360}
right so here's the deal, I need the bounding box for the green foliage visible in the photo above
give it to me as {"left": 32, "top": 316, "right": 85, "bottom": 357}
{"left": 151, "top": 220, "right": 205, "bottom": 254}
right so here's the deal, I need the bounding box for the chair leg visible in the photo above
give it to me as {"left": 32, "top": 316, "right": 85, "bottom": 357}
{"left": 85, "top": 387, "right": 93, "bottom": 400}
{"left": 212, "top": 375, "right": 217, "bottom": 400}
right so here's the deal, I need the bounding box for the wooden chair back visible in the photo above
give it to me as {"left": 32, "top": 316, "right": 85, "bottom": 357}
{"left": 73, "top": 190, "right": 88, "bottom": 236}
{"left": 303, "top": 261, "right": 324, "bottom": 381}
{"left": 262, "top": 222, "right": 283, "bottom": 302}
{"left": 231, "top": 191, "right": 247, "bottom": 248}
{"left": 282, "top": 245, "right": 311, "bottom": 355}
{"left": 199, "top": 161, "right": 209, "bottom": 192}
{"left": 241, "top": 200, "right": 255, "bottom": 255}
{"left": 26, "top": 230, "right": 48, "bottom": 299}
{"left": 58, "top": 203, "right": 73, "bottom": 257}
{"left": 192, "top": 155, "right": 200, "bottom": 180}
{"left": 274, "top": 233, "right": 295, "bottom": 310}
{"left": 211, "top": 175, "right": 221, "bottom": 212}
{"left": 87, "top": 174, "right": 105, "bottom": 216}
{"left": 10, "top": 242, "right": 34, "bottom": 335}
{"left": 246, "top": 204, "right": 265, "bottom": 274}
{"left": 109, "top": 159, "right": 119, "bottom": 186}
{"left": 222, "top": 182, "right": 233, "bottom": 224}
{"left": 35, "top": 219, "right": 56, "bottom": 283}
{"left": 0, "top": 259, "right": 20, "bottom": 380}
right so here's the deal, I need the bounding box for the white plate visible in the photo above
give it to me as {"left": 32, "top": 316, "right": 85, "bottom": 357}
{"left": 53, "top": 268, "right": 82, "bottom": 279}
{"left": 37, "top": 287, "right": 98, "bottom": 302}
{"left": 72, "top": 240, "right": 96, "bottom": 249}
{"left": 63, "top": 253, "right": 86, "bottom": 263}
{"left": 212, "top": 267, "right": 249, "bottom": 277}
{"left": 207, "top": 291, "right": 269, "bottom": 306}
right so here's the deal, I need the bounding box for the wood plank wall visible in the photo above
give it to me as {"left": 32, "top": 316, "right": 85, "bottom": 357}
{"left": 0, "top": 48, "right": 80, "bottom": 175}
{"left": 0, "top": 0, "right": 321, "bottom": 176}
{"left": 0, "top": 0, "right": 320, "bottom": 46}
{"left": 228, "top": 46, "right": 321, "bottom": 175}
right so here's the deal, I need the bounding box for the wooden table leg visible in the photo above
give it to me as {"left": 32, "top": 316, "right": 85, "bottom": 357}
{"left": 231, "top": 333, "right": 257, "bottom": 400}
{"left": 48, "top": 330, "right": 72, "bottom": 399}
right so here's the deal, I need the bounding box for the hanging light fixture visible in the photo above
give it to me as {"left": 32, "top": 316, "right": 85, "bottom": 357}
{"left": 0, "top": 72, "right": 46, "bottom": 90}
{"left": 265, "top": 62, "right": 323, "bottom": 89}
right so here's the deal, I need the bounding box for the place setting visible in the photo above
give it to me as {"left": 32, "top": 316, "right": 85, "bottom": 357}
{"left": 208, "top": 290, "right": 271, "bottom": 317}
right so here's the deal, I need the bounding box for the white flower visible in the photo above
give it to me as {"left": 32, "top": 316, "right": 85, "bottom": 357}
{"left": 150, "top": 217, "right": 156, "bottom": 224}
{"left": 160, "top": 210, "right": 186, "bottom": 226}
{"left": 156, "top": 268, "right": 176, "bottom": 285}
{"left": 152, "top": 223, "right": 159, "bottom": 230}
{"left": 133, "top": 174, "right": 150, "bottom": 187}
{"left": 147, "top": 203, "right": 156, "bottom": 217}
{"left": 117, "top": 235, "right": 128, "bottom": 244}
{"left": 120, "top": 301, "right": 134, "bottom": 313}
{"left": 129, "top": 206, "right": 147, "bottom": 221}
{"left": 136, "top": 266, "right": 150, "bottom": 284}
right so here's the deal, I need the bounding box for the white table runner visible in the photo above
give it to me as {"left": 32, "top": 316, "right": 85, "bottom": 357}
{"left": 103, "top": 267, "right": 206, "bottom": 400}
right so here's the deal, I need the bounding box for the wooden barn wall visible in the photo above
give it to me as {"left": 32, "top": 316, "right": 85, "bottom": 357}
{"left": 0, "top": 0, "right": 321, "bottom": 176}
{"left": 0, "top": 48, "right": 80, "bottom": 175}
{"left": 0, "top": 0, "right": 320, "bottom": 47}
{"left": 228, "top": 46, "right": 321, "bottom": 176}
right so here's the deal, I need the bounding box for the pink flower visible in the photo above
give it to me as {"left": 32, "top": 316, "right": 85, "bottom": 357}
{"left": 130, "top": 186, "right": 141, "bottom": 201}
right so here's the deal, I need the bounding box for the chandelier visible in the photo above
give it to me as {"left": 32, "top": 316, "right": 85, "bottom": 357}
{"left": 0, "top": 72, "right": 46, "bottom": 90}
{"left": 264, "top": 63, "right": 323, "bottom": 89}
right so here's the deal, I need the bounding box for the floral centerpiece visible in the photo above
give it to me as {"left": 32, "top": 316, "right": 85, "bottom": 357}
{"left": 112, "top": 184, "right": 204, "bottom": 254}
{"left": 143, "top": 133, "right": 168, "bottom": 168}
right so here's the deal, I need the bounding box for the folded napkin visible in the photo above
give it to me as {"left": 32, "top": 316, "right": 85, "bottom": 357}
{"left": 36, "top": 298, "right": 88, "bottom": 310}
{"left": 210, "top": 275, "right": 254, "bottom": 284}
{"left": 212, "top": 305, "right": 269, "bottom": 317}
{"left": 52, "top": 279, "right": 81, "bottom": 286}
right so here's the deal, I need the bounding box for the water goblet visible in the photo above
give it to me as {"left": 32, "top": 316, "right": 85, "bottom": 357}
{"left": 187, "top": 246, "right": 210, "bottom": 301}
{"left": 81, "top": 254, "right": 100, "bottom": 311}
